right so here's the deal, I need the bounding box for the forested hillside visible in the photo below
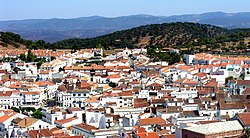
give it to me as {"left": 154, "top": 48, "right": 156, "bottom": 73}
{"left": 1, "top": 22, "right": 250, "bottom": 54}
{"left": 52, "top": 22, "right": 250, "bottom": 53}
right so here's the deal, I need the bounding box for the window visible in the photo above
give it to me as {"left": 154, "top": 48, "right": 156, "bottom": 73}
{"left": 78, "top": 94, "right": 81, "bottom": 96}
{"left": 73, "top": 94, "right": 76, "bottom": 96}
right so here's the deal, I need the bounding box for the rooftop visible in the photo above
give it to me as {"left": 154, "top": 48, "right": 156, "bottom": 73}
{"left": 184, "top": 120, "right": 243, "bottom": 135}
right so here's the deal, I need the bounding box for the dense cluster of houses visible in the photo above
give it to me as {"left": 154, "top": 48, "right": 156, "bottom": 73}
{"left": 0, "top": 48, "right": 250, "bottom": 137}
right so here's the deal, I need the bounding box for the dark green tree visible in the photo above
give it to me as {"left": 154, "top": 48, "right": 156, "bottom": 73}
{"left": 19, "top": 54, "right": 26, "bottom": 61}
{"left": 50, "top": 56, "right": 56, "bottom": 61}
{"left": 225, "top": 76, "right": 234, "bottom": 84}
{"left": 108, "top": 82, "right": 117, "bottom": 88}
{"left": 147, "top": 48, "right": 155, "bottom": 58}
{"left": 59, "top": 67, "right": 65, "bottom": 72}
{"left": 13, "top": 67, "right": 20, "bottom": 74}
{"left": 31, "top": 110, "right": 43, "bottom": 119}
{"left": 26, "top": 49, "right": 37, "bottom": 62}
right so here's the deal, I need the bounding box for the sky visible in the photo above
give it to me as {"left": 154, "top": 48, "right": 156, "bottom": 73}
{"left": 0, "top": 0, "right": 250, "bottom": 21}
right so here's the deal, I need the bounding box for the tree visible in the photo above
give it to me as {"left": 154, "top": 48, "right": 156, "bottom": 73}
{"left": 13, "top": 67, "right": 20, "bottom": 74}
{"left": 59, "top": 67, "right": 65, "bottom": 72}
{"left": 35, "top": 40, "right": 46, "bottom": 49}
{"left": 26, "top": 49, "right": 37, "bottom": 62}
{"left": 31, "top": 110, "right": 43, "bottom": 119}
{"left": 11, "top": 107, "right": 21, "bottom": 113}
{"left": 147, "top": 48, "right": 155, "bottom": 58}
{"left": 50, "top": 56, "right": 56, "bottom": 61}
{"left": 36, "top": 62, "right": 43, "bottom": 69}
{"left": 19, "top": 54, "right": 26, "bottom": 61}
{"left": 225, "top": 76, "right": 234, "bottom": 84}
{"left": 108, "top": 82, "right": 117, "bottom": 88}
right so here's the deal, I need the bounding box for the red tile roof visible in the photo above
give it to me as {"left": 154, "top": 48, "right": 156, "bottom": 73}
{"left": 243, "top": 88, "right": 250, "bottom": 95}
{"left": 55, "top": 117, "right": 78, "bottom": 125}
{"left": 28, "top": 129, "right": 54, "bottom": 138}
{"left": 204, "top": 79, "right": 218, "bottom": 87}
{"left": 198, "top": 120, "right": 221, "bottom": 125}
{"left": 74, "top": 123, "right": 98, "bottom": 131}
{"left": 8, "top": 84, "right": 21, "bottom": 89}
{"left": 134, "top": 127, "right": 146, "bottom": 133}
{"left": 116, "top": 66, "right": 131, "bottom": 70}
{"left": 148, "top": 82, "right": 162, "bottom": 87}
{"left": 237, "top": 80, "right": 250, "bottom": 86}
{"left": 151, "top": 98, "right": 165, "bottom": 104}
{"left": 106, "top": 74, "right": 121, "bottom": 79}
{"left": 80, "top": 81, "right": 92, "bottom": 88}
{"left": 0, "top": 111, "right": 17, "bottom": 122}
{"left": 136, "top": 132, "right": 159, "bottom": 138}
{"left": 195, "top": 73, "right": 207, "bottom": 78}
{"left": 219, "top": 101, "right": 245, "bottom": 110}
{"left": 162, "top": 134, "right": 175, "bottom": 138}
{"left": 134, "top": 98, "right": 149, "bottom": 108}
{"left": 0, "top": 91, "right": 12, "bottom": 97}
{"left": 237, "top": 112, "right": 250, "bottom": 126}
{"left": 129, "top": 81, "right": 140, "bottom": 85}
{"left": 139, "top": 117, "right": 166, "bottom": 126}
{"left": 84, "top": 96, "right": 99, "bottom": 103}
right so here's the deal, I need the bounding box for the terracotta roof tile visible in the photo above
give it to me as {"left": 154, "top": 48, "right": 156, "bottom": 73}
{"left": 0, "top": 91, "right": 12, "bottom": 97}
{"left": 139, "top": 117, "right": 166, "bottom": 126}
{"left": 55, "top": 117, "right": 78, "bottom": 125}
{"left": 84, "top": 96, "right": 99, "bottom": 103}
{"left": 106, "top": 74, "right": 121, "bottom": 79}
{"left": 74, "top": 123, "right": 98, "bottom": 131}
{"left": 237, "top": 112, "right": 250, "bottom": 126}
{"left": 18, "top": 117, "right": 38, "bottom": 127}
{"left": 80, "top": 81, "right": 92, "bottom": 88}
{"left": 0, "top": 111, "right": 17, "bottom": 122}
{"left": 219, "top": 101, "right": 245, "bottom": 110}
{"left": 28, "top": 129, "right": 54, "bottom": 138}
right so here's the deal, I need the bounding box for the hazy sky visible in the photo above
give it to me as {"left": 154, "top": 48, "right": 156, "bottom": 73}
{"left": 0, "top": 0, "right": 250, "bottom": 21}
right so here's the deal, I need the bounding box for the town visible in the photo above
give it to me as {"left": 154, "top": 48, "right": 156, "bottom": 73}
{"left": 0, "top": 47, "right": 249, "bottom": 138}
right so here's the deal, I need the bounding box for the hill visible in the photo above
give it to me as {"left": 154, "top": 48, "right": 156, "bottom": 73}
{"left": 51, "top": 22, "right": 227, "bottom": 48}
{"left": 0, "top": 32, "right": 50, "bottom": 50}
{"left": 1, "top": 22, "right": 250, "bottom": 55}
{"left": 1, "top": 12, "right": 250, "bottom": 42}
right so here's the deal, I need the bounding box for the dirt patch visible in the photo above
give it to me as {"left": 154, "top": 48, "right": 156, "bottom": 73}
{"left": 137, "top": 36, "right": 151, "bottom": 47}
{"left": 0, "top": 43, "right": 27, "bottom": 50}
